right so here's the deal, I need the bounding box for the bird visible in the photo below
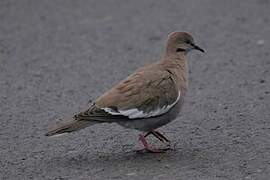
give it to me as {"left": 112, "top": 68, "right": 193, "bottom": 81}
{"left": 45, "top": 31, "right": 205, "bottom": 153}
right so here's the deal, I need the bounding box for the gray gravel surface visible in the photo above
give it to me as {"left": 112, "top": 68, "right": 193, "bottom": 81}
{"left": 1, "top": 0, "right": 270, "bottom": 179}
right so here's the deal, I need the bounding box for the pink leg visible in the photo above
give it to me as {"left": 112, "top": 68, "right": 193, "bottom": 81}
{"left": 137, "top": 134, "right": 166, "bottom": 153}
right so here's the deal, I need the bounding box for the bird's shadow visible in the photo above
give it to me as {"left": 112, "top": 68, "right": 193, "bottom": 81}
{"left": 42, "top": 142, "right": 212, "bottom": 176}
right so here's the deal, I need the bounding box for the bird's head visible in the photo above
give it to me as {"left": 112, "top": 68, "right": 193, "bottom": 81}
{"left": 166, "top": 32, "right": 205, "bottom": 55}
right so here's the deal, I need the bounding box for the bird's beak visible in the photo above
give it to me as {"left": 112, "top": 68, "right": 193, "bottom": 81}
{"left": 193, "top": 44, "right": 205, "bottom": 53}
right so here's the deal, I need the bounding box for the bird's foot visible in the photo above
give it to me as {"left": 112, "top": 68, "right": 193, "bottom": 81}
{"left": 137, "top": 133, "right": 173, "bottom": 153}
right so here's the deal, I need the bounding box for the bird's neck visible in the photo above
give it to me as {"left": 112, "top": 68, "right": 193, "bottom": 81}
{"left": 161, "top": 53, "right": 189, "bottom": 92}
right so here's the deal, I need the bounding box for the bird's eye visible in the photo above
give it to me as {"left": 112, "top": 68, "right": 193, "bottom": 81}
{"left": 176, "top": 48, "right": 185, "bottom": 52}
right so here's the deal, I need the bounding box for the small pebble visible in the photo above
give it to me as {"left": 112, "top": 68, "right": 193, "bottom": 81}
{"left": 257, "top": 39, "right": 265, "bottom": 46}
{"left": 126, "top": 172, "right": 136, "bottom": 176}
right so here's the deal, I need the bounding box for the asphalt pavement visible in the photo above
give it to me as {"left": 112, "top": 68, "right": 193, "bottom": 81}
{"left": 0, "top": 0, "right": 269, "bottom": 179}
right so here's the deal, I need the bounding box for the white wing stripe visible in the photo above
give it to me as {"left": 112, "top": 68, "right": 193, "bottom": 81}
{"left": 102, "top": 91, "right": 181, "bottom": 119}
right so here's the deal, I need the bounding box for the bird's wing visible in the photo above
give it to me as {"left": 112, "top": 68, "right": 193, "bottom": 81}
{"left": 75, "top": 65, "right": 180, "bottom": 121}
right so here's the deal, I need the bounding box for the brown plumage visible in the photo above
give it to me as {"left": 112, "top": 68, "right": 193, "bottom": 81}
{"left": 45, "top": 32, "right": 204, "bottom": 152}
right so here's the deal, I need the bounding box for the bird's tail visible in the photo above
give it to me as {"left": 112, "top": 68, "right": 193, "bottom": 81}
{"left": 45, "top": 119, "right": 97, "bottom": 137}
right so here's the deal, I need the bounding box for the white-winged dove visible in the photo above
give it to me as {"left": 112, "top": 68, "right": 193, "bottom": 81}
{"left": 45, "top": 32, "right": 204, "bottom": 153}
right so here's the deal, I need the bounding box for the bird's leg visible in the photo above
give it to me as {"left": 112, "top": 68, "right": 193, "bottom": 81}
{"left": 143, "top": 131, "right": 173, "bottom": 152}
{"left": 144, "top": 131, "right": 170, "bottom": 143}
{"left": 137, "top": 134, "right": 166, "bottom": 153}
{"left": 144, "top": 131, "right": 165, "bottom": 142}
{"left": 153, "top": 131, "right": 170, "bottom": 143}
